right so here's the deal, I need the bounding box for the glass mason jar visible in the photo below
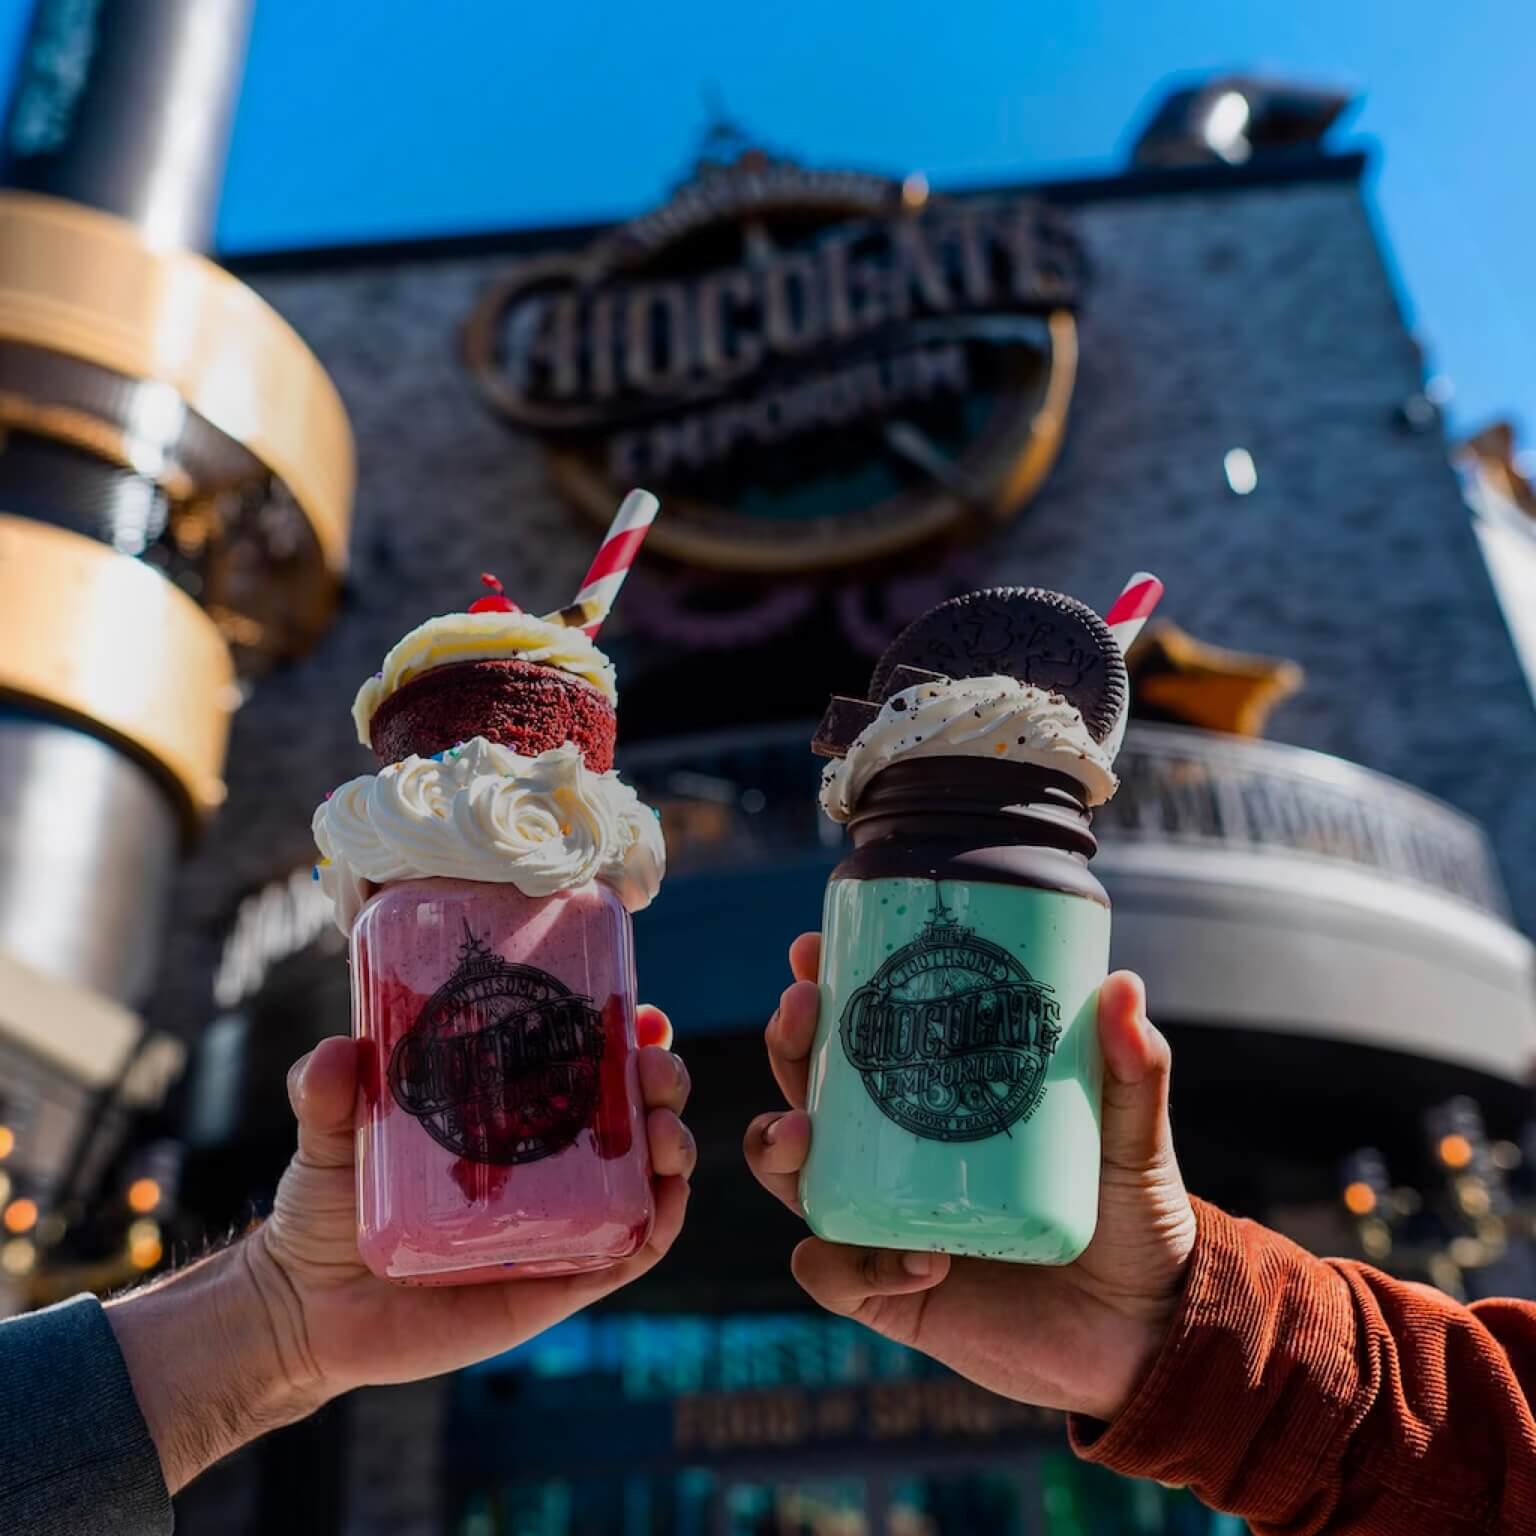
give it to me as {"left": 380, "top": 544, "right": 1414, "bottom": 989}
{"left": 801, "top": 758, "right": 1108, "bottom": 1265}
{"left": 351, "top": 876, "right": 653, "bottom": 1283}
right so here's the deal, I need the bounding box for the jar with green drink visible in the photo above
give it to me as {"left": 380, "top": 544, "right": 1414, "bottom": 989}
{"left": 801, "top": 579, "right": 1161, "bottom": 1264}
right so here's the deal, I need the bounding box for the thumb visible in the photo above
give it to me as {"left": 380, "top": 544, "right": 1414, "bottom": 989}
{"left": 287, "top": 1036, "right": 362, "bottom": 1171}
{"left": 791, "top": 1239, "right": 952, "bottom": 1323}
{"left": 1096, "top": 971, "right": 1174, "bottom": 1173}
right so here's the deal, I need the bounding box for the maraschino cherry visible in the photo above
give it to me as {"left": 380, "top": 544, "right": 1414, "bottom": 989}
{"left": 468, "top": 573, "right": 521, "bottom": 614}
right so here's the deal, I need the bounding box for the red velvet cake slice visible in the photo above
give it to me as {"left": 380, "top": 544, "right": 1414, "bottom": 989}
{"left": 367, "top": 657, "right": 617, "bottom": 772}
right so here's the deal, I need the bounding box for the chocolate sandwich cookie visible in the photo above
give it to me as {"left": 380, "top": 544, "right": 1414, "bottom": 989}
{"left": 868, "top": 587, "right": 1128, "bottom": 744}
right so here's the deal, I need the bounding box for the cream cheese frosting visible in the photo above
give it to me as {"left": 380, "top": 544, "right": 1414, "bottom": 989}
{"left": 313, "top": 737, "right": 664, "bottom": 933}
{"left": 351, "top": 610, "right": 617, "bottom": 747}
{"left": 818, "top": 675, "right": 1119, "bottom": 820}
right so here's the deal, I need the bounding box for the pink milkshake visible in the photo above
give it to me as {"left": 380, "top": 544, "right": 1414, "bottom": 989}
{"left": 312, "top": 524, "right": 667, "bottom": 1285}
{"left": 352, "top": 877, "right": 652, "bottom": 1282}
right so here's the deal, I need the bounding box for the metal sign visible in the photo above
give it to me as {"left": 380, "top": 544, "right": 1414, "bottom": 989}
{"left": 465, "top": 147, "right": 1083, "bottom": 573}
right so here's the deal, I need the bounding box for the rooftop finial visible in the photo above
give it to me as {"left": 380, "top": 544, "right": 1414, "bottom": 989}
{"left": 693, "top": 91, "right": 772, "bottom": 179}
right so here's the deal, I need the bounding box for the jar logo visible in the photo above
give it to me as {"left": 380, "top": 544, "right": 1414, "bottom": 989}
{"left": 840, "top": 891, "right": 1061, "bottom": 1142}
{"left": 388, "top": 925, "right": 604, "bottom": 1166}
{"left": 465, "top": 142, "right": 1083, "bottom": 573}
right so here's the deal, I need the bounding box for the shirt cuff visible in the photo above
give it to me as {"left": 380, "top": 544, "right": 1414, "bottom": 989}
{"left": 1067, "top": 1197, "right": 1358, "bottom": 1512}
{"left": 0, "top": 1293, "right": 172, "bottom": 1536}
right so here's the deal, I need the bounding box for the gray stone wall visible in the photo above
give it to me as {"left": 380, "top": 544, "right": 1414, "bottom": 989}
{"left": 146, "top": 166, "right": 1536, "bottom": 1042}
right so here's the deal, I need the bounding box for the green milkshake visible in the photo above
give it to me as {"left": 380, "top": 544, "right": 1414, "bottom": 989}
{"left": 801, "top": 587, "right": 1132, "bottom": 1265}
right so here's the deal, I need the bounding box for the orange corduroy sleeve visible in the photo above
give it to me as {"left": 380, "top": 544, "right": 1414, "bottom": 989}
{"left": 1069, "top": 1198, "right": 1536, "bottom": 1534}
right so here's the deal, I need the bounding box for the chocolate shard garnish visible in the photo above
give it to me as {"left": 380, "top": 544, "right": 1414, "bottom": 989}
{"left": 875, "top": 664, "right": 949, "bottom": 702}
{"left": 546, "top": 598, "right": 598, "bottom": 630}
{"left": 868, "top": 586, "right": 1128, "bottom": 744}
{"left": 812, "top": 696, "right": 882, "bottom": 758}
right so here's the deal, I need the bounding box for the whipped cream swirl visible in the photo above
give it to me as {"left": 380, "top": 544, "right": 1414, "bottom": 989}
{"left": 819, "top": 675, "right": 1119, "bottom": 821}
{"left": 313, "top": 737, "right": 664, "bottom": 933}
{"left": 352, "top": 611, "right": 617, "bottom": 747}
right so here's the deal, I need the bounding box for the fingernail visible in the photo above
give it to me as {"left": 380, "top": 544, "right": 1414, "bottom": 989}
{"left": 762, "top": 1115, "right": 783, "bottom": 1146}
{"left": 901, "top": 1251, "right": 933, "bottom": 1278}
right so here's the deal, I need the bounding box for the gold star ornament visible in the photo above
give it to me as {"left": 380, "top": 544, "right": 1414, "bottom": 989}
{"left": 1128, "top": 620, "right": 1304, "bottom": 738}
{"left": 1459, "top": 421, "right": 1536, "bottom": 521}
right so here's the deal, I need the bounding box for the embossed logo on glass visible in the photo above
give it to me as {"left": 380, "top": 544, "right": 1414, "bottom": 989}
{"left": 839, "top": 889, "right": 1060, "bottom": 1142}
{"left": 388, "top": 924, "right": 604, "bottom": 1166}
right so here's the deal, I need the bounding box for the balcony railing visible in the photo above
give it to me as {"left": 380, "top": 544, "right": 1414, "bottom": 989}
{"left": 620, "top": 721, "right": 1513, "bottom": 923}
{"left": 1101, "top": 727, "right": 1509, "bottom": 920}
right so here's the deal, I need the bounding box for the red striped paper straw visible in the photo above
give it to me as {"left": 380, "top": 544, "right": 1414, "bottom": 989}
{"left": 568, "top": 489, "right": 659, "bottom": 637}
{"left": 1104, "top": 571, "right": 1164, "bottom": 654}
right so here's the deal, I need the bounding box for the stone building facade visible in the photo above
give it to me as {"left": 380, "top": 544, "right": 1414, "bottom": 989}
{"left": 159, "top": 147, "right": 1536, "bottom": 1535}
{"left": 152, "top": 151, "right": 1536, "bottom": 1037}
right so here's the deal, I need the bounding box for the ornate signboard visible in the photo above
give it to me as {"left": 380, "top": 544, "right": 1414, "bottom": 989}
{"left": 465, "top": 143, "right": 1084, "bottom": 574}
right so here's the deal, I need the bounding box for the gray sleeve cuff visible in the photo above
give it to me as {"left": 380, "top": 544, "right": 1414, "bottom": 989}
{"left": 0, "top": 1293, "right": 172, "bottom": 1536}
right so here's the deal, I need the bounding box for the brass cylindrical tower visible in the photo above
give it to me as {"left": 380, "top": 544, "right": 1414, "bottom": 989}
{"left": 0, "top": 0, "right": 353, "bottom": 1240}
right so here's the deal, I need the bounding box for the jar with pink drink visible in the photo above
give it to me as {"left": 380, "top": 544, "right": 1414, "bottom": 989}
{"left": 312, "top": 497, "right": 667, "bottom": 1283}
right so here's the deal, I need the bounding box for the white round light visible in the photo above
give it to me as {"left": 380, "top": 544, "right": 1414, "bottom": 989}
{"left": 1224, "top": 447, "right": 1258, "bottom": 496}
{"left": 1204, "top": 92, "right": 1252, "bottom": 162}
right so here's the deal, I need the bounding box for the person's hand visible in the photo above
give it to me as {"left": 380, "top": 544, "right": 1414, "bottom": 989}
{"left": 109, "top": 1007, "right": 691, "bottom": 1493}
{"left": 744, "top": 936, "right": 1195, "bottom": 1423}
{"left": 246, "top": 1006, "right": 693, "bottom": 1404}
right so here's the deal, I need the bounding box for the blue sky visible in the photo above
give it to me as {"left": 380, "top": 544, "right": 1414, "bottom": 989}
{"left": 2, "top": 1, "right": 1530, "bottom": 440}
